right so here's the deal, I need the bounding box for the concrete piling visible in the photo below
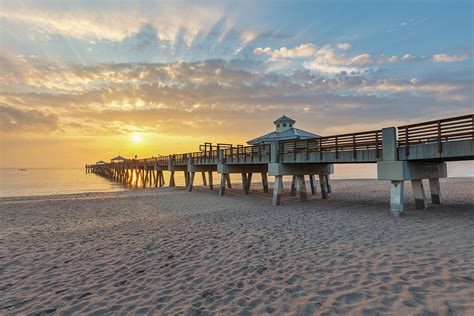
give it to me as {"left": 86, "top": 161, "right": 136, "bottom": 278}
{"left": 390, "top": 180, "right": 404, "bottom": 217}
{"left": 208, "top": 171, "right": 214, "bottom": 190}
{"left": 272, "top": 175, "right": 283, "bottom": 206}
{"left": 296, "top": 175, "right": 308, "bottom": 201}
{"left": 290, "top": 175, "right": 297, "bottom": 196}
{"left": 429, "top": 178, "right": 441, "bottom": 204}
{"left": 319, "top": 174, "right": 328, "bottom": 199}
{"left": 261, "top": 173, "right": 269, "bottom": 193}
{"left": 411, "top": 179, "right": 427, "bottom": 209}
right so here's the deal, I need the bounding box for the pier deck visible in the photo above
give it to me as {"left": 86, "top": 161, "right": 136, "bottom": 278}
{"left": 86, "top": 114, "right": 473, "bottom": 216}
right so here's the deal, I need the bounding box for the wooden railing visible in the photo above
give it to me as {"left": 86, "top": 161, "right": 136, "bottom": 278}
{"left": 173, "top": 153, "right": 188, "bottom": 165}
{"left": 156, "top": 156, "right": 169, "bottom": 166}
{"left": 89, "top": 114, "right": 473, "bottom": 167}
{"left": 398, "top": 114, "right": 474, "bottom": 156}
{"left": 192, "top": 150, "right": 219, "bottom": 159}
{"left": 279, "top": 129, "right": 382, "bottom": 161}
{"left": 223, "top": 144, "right": 271, "bottom": 163}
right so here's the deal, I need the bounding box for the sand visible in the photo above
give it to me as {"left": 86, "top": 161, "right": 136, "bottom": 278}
{"left": 0, "top": 178, "right": 473, "bottom": 315}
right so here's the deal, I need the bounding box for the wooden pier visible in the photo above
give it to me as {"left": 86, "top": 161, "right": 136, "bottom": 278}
{"left": 86, "top": 114, "right": 474, "bottom": 216}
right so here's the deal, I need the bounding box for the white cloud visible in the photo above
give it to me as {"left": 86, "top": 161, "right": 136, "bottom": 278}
{"left": 401, "top": 54, "right": 413, "bottom": 61}
{"left": 254, "top": 43, "right": 317, "bottom": 58}
{"left": 350, "top": 54, "right": 372, "bottom": 65}
{"left": 336, "top": 43, "right": 351, "bottom": 51}
{"left": 258, "top": 43, "right": 419, "bottom": 74}
{"left": 432, "top": 54, "right": 468, "bottom": 63}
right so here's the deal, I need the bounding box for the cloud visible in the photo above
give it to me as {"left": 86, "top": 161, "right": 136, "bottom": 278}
{"left": 254, "top": 43, "right": 318, "bottom": 58}
{"left": 432, "top": 54, "right": 469, "bottom": 63}
{"left": 255, "top": 43, "right": 426, "bottom": 74}
{"left": 1, "top": 56, "right": 471, "bottom": 139}
{"left": 336, "top": 43, "right": 351, "bottom": 51}
{"left": 0, "top": 3, "right": 225, "bottom": 43}
{"left": 0, "top": 106, "right": 59, "bottom": 132}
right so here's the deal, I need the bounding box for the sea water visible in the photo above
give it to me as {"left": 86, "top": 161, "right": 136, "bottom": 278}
{"left": 0, "top": 161, "right": 472, "bottom": 198}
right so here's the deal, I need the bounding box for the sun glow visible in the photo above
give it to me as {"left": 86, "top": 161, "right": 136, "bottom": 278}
{"left": 131, "top": 132, "right": 143, "bottom": 143}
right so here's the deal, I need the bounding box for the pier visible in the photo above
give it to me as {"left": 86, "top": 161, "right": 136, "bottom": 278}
{"left": 86, "top": 114, "right": 473, "bottom": 216}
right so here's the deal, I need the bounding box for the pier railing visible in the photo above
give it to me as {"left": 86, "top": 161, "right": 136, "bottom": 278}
{"left": 156, "top": 156, "right": 169, "bottom": 166}
{"left": 191, "top": 150, "right": 219, "bottom": 164}
{"left": 279, "top": 129, "right": 382, "bottom": 161}
{"left": 223, "top": 144, "right": 271, "bottom": 163}
{"left": 398, "top": 114, "right": 474, "bottom": 156}
{"left": 86, "top": 114, "right": 473, "bottom": 169}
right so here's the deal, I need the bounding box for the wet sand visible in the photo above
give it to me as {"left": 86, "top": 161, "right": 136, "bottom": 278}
{"left": 0, "top": 178, "right": 473, "bottom": 315}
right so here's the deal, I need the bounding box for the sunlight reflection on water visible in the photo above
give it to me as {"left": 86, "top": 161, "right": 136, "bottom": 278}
{"left": 0, "top": 161, "right": 472, "bottom": 197}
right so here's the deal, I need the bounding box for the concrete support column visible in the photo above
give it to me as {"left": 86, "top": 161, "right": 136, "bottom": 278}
{"left": 188, "top": 172, "right": 195, "bottom": 192}
{"left": 261, "top": 173, "right": 269, "bottom": 193}
{"left": 241, "top": 173, "right": 248, "bottom": 193}
{"left": 219, "top": 173, "right": 227, "bottom": 196}
{"left": 309, "top": 174, "right": 317, "bottom": 195}
{"left": 296, "top": 175, "right": 308, "bottom": 201}
{"left": 290, "top": 175, "right": 297, "bottom": 196}
{"left": 160, "top": 171, "right": 165, "bottom": 186}
{"left": 319, "top": 174, "right": 328, "bottom": 199}
{"left": 169, "top": 171, "right": 176, "bottom": 187}
{"left": 246, "top": 173, "right": 252, "bottom": 194}
{"left": 208, "top": 171, "right": 213, "bottom": 190}
{"left": 201, "top": 172, "right": 207, "bottom": 186}
{"left": 390, "top": 180, "right": 404, "bottom": 217}
{"left": 429, "top": 178, "right": 441, "bottom": 204}
{"left": 143, "top": 166, "right": 148, "bottom": 188}
{"left": 128, "top": 161, "right": 134, "bottom": 186}
{"left": 411, "top": 179, "right": 427, "bottom": 209}
{"left": 326, "top": 175, "right": 332, "bottom": 193}
{"left": 226, "top": 174, "right": 232, "bottom": 188}
{"left": 134, "top": 167, "right": 139, "bottom": 188}
{"left": 184, "top": 171, "right": 189, "bottom": 187}
{"left": 272, "top": 175, "right": 283, "bottom": 206}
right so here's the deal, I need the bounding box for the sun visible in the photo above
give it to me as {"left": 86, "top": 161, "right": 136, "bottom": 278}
{"left": 131, "top": 132, "right": 143, "bottom": 143}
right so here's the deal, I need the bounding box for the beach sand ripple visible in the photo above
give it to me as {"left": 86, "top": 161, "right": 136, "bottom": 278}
{"left": 0, "top": 178, "right": 473, "bottom": 315}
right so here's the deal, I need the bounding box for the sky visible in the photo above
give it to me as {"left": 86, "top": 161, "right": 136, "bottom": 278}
{"left": 0, "top": 0, "right": 473, "bottom": 168}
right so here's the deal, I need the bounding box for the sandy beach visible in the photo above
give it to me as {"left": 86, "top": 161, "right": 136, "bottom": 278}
{"left": 0, "top": 178, "right": 473, "bottom": 315}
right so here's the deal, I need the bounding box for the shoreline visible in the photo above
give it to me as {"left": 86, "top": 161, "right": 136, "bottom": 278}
{"left": 1, "top": 176, "right": 472, "bottom": 202}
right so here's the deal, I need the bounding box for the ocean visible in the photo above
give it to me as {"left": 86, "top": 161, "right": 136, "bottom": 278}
{"left": 1, "top": 161, "right": 472, "bottom": 198}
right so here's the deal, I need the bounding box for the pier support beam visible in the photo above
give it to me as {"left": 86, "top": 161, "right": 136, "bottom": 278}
{"left": 241, "top": 173, "right": 247, "bottom": 193}
{"left": 219, "top": 173, "right": 227, "bottom": 196}
{"left": 161, "top": 172, "right": 166, "bottom": 186}
{"left": 411, "top": 179, "right": 427, "bottom": 209}
{"left": 378, "top": 160, "right": 447, "bottom": 216}
{"left": 208, "top": 171, "right": 214, "bottom": 190}
{"left": 169, "top": 171, "right": 176, "bottom": 187}
{"left": 184, "top": 171, "right": 189, "bottom": 187}
{"left": 309, "top": 175, "right": 317, "bottom": 195}
{"left": 319, "top": 174, "right": 328, "bottom": 199}
{"left": 429, "top": 178, "right": 441, "bottom": 204}
{"left": 290, "top": 175, "right": 297, "bottom": 196}
{"left": 268, "top": 163, "right": 333, "bottom": 205}
{"left": 378, "top": 126, "right": 448, "bottom": 216}
{"left": 390, "top": 181, "right": 404, "bottom": 217}
{"left": 272, "top": 175, "right": 283, "bottom": 206}
{"left": 188, "top": 172, "right": 195, "bottom": 192}
{"left": 261, "top": 173, "right": 269, "bottom": 193}
{"left": 246, "top": 173, "right": 252, "bottom": 194}
{"left": 296, "top": 175, "right": 308, "bottom": 201}
{"left": 325, "top": 175, "right": 332, "bottom": 193}
{"left": 226, "top": 174, "right": 232, "bottom": 188}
